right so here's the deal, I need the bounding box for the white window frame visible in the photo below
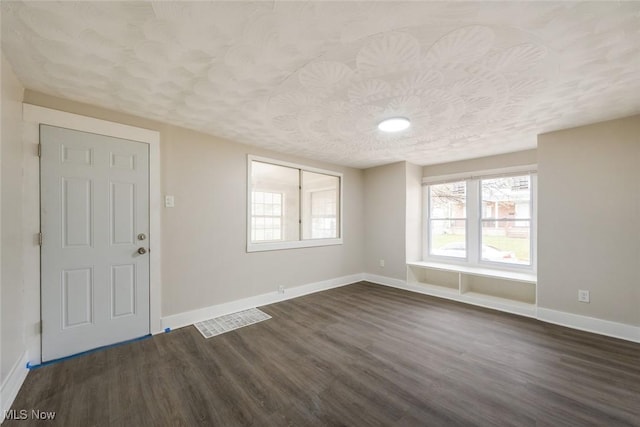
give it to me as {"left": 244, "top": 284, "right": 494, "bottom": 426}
{"left": 423, "top": 165, "right": 537, "bottom": 273}
{"left": 247, "top": 155, "right": 343, "bottom": 252}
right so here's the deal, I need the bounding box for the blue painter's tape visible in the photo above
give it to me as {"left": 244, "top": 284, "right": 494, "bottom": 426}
{"left": 164, "top": 327, "right": 171, "bottom": 333}
{"left": 27, "top": 334, "right": 152, "bottom": 370}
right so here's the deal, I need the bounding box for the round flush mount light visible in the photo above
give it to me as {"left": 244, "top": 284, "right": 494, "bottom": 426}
{"left": 377, "top": 117, "right": 411, "bottom": 132}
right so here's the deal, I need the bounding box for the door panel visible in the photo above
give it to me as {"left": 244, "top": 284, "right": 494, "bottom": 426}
{"left": 62, "top": 268, "right": 93, "bottom": 328}
{"left": 62, "top": 145, "right": 92, "bottom": 165}
{"left": 111, "top": 264, "right": 136, "bottom": 318}
{"left": 41, "top": 125, "right": 150, "bottom": 361}
{"left": 110, "top": 181, "right": 135, "bottom": 245}
{"left": 62, "top": 177, "right": 93, "bottom": 247}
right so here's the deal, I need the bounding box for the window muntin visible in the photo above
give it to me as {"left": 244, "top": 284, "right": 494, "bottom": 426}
{"left": 248, "top": 157, "right": 342, "bottom": 252}
{"left": 429, "top": 181, "right": 467, "bottom": 259}
{"left": 480, "top": 175, "right": 532, "bottom": 265}
{"left": 251, "top": 191, "right": 283, "bottom": 242}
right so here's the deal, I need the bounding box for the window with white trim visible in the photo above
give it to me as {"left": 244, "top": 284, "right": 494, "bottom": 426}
{"left": 248, "top": 156, "right": 342, "bottom": 252}
{"left": 425, "top": 172, "right": 536, "bottom": 270}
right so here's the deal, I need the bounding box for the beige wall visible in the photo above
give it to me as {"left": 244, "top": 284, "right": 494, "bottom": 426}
{"left": 423, "top": 149, "right": 537, "bottom": 178}
{"left": 1, "top": 55, "right": 26, "bottom": 383}
{"left": 24, "top": 90, "right": 365, "bottom": 317}
{"left": 160, "top": 125, "right": 364, "bottom": 315}
{"left": 405, "top": 162, "right": 422, "bottom": 262}
{"left": 363, "top": 162, "right": 407, "bottom": 280}
{"left": 17, "top": 90, "right": 640, "bottom": 336}
{"left": 538, "top": 115, "right": 640, "bottom": 326}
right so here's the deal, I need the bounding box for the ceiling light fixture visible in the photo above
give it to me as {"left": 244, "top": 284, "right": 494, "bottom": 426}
{"left": 378, "top": 117, "right": 411, "bottom": 132}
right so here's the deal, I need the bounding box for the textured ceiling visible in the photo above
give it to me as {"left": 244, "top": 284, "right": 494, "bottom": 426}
{"left": 2, "top": 1, "right": 639, "bottom": 168}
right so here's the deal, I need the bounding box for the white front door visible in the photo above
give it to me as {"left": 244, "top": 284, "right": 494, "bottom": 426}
{"left": 40, "top": 125, "right": 150, "bottom": 362}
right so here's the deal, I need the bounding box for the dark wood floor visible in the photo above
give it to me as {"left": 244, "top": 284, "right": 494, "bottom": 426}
{"left": 7, "top": 282, "right": 640, "bottom": 426}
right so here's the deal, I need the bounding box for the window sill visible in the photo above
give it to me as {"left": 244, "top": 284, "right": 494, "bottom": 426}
{"left": 247, "top": 238, "right": 343, "bottom": 253}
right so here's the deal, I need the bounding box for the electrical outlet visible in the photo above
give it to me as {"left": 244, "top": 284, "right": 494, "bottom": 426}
{"left": 164, "top": 195, "right": 175, "bottom": 208}
{"left": 278, "top": 285, "right": 285, "bottom": 294}
{"left": 379, "top": 259, "right": 385, "bottom": 268}
{"left": 578, "top": 290, "right": 590, "bottom": 303}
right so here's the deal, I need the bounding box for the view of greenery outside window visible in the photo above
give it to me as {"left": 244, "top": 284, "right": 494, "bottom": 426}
{"left": 429, "top": 181, "right": 467, "bottom": 258}
{"left": 426, "top": 172, "right": 535, "bottom": 268}
{"left": 481, "top": 175, "right": 531, "bottom": 265}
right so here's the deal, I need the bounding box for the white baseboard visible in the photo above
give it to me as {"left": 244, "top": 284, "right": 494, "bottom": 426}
{"left": 364, "top": 273, "right": 639, "bottom": 343}
{"left": 161, "top": 273, "right": 365, "bottom": 331}
{"left": 537, "top": 308, "right": 640, "bottom": 343}
{"left": 362, "top": 273, "right": 407, "bottom": 289}
{"left": 1, "top": 351, "right": 29, "bottom": 424}
{"left": 365, "top": 272, "right": 463, "bottom": 304}
{"left": 163, "top": 272, "right": 640, "bottom": 344}
{"left": 364, "top": 273, "right": 536, "bottom": 318}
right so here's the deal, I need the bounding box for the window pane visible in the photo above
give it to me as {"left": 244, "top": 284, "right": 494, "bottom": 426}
{"left": 480, "top": 174, "right": 531, "bottom": 265}
{"left": 481, "top": 220, "right": 530, "bottom": 265}
{"left": 481, "top": 175, "right": 530, "bottom": 219}
{"left": 430, "top": 182, "right": 466, "bottom": 219}
{"left": 302, "top": 171, "right": 340, "bottom": 239}
{"left": 251, "top": 161, "right": 299, "bottom": 243}
{"left": 429, "top": 181, "right": 466, "bottom": 258}
{"left": 252, "top": 202, "right": 263, "bottom": 215}
{"left": 430, "top": 219, "right": 466, "bottom": 258}
{"left": 248, "top": 157, "right": 343, "bottom": 251}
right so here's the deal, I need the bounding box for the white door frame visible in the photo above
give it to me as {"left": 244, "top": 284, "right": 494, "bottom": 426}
{"left": 22, "top": 104, "right": 162, "bottom": 365}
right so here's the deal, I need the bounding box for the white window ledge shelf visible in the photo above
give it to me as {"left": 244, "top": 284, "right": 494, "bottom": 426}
{"left": 407, "top": 261, "right": 537, "bottom": 318}
{"left": 407, "top": 261, "right": 536, "bottom": 283}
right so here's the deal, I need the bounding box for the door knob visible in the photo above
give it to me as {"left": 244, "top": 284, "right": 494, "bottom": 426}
{"left": 137, "top": 247, "right": 147, "bottom": 255}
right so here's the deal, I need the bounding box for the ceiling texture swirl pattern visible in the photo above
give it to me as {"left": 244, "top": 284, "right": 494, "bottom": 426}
{"left": 2, "top": 1, "right": 639, "bottom": 167}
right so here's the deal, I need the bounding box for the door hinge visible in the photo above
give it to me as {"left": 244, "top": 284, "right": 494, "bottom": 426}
{"left": 37, "top": 143, "right": 42, "bottom": 157}
{"left": 38, "top": 232, "right": 43, "bottom": 246}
